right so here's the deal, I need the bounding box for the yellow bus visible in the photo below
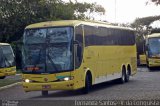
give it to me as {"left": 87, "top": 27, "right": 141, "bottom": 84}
{"left": 136, "top": 35, "right": 147, "bottom": 65}
{"left": 22, "top": 20, "right": 137, "bottom": 96}
{"left": 0, "top": 43, "right": 16, "bottom": 79}
{"left": 139, "top": 54, "right": 147, "bottom": 65}
{"left": 146, "top": 33, "right": 160, "bottom": 69}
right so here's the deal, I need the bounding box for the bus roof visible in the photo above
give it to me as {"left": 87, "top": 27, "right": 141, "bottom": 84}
{"left": 26, "top": 20, "right": 134, "bottom": 31}
{"left": 147, "top": 33, "right": 160, "bottom": 38}
{"left": 0, "top": 43, "right": 10, "bottom": 46}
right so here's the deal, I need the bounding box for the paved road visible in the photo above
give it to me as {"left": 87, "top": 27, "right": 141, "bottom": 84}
{"left": 4, "top": 74, "right": 21, "bottom": 81}
{"left": 0, "top": 67, "right": 160, "bottom": 105}
{"left": 0, "top": 74, "right": 21, "bottom": 88}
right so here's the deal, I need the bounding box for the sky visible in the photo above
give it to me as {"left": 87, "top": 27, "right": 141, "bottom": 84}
{"left": 64, "top": 0, "right": 160, "bottom": 24}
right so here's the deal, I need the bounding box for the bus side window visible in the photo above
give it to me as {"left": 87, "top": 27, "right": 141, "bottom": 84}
{"left": 75, "top": 25, "right": 83, "bottom": 68}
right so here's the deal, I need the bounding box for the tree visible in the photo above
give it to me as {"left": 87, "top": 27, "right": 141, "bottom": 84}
{"left": 0, "top": 0, "right": 105, "bottom": 69}
{"left": 131, "top": 15, "right": 160, "bottom": 57}
{"left": 151, "top": 0, "right": 160, "bottom": 5}
{"left": 131, "top": 15, "right": 160, "bottom": 36}
{"left": 0, "top": 0, "right": 105, "bottom": 42}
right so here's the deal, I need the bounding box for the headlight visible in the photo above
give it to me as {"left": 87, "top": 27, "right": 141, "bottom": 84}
{"left": 60, "top": 76, "right": 74, "bottom": 81}
{"left": 25, "top": 79, "right": 30, "bottom": 83}
{"left": 64, "top": 77, "right": 70, "bottom": 81}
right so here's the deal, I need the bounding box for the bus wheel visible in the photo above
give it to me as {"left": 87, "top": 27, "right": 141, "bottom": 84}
{"left": 148, "top": 66, "right": 153, "bottom": 71}
{"left": 0, "top": 76, "right": 6, "bottom": 79}
{"left": 42, "top": 91, "right": 48, "bottom": 96}
{"left": 82, "top": 74, "right": 92, "bottom": 94}
{"left": 147, "top": 61, "right": 152, "bottom": 70}
{"left": 118, "top": 69, "right": 126, "bottom": 84}
{"left": 125, "top": 70, "right": 130, "bottom": 82}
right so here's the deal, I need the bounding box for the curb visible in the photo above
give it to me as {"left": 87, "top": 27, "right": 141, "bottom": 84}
{"left": 0, "top": 82, "right": 22, "bottom": 91}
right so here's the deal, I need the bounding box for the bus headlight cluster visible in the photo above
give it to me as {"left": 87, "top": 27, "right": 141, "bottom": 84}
{"left": 64, "top": 77, "right": 70, "bottom": 81}
{"left": 24, "top": 79, "right": 32, "bottom": 83}
{"left": 61, "top": 76, "right": 74, "bottom": 81}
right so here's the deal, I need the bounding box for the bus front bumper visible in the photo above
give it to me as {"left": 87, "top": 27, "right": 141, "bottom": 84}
{"left": 148, "top": 59, "right": 160, "bottom": 67}
{"left": 0, "top": 70, "right": 16, "bottom": 77}
{"left": 22, "top": 80, "right": 75, "bottom": 92}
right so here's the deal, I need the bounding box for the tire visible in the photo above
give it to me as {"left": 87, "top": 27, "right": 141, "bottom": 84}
{"left": 117, "top": 69, "right": 126, "bottom": 84}
{"left": 42, "top": 91, "right": 48, "bottom": 96}
{"left": 0, "top": 76, "right": 6, "bottom": 79}
{"left": 125, "top": 70, "right": 130, "bottom": 82}
{"left": 82, "top": 74, "right": 91, "bottom": 94}
{"left": 147, "top": 61, "right": 151, "bottom": 69}
{"left": 148, "top": 67, "right": 153, "bottom": 71}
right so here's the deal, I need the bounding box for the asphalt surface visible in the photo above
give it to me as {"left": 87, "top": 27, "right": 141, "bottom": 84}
{"left": 4, "top": 74, "right": 21, "bottom": 81}
{"left": 0, "top": 67, "right": 160, "bottom": 105}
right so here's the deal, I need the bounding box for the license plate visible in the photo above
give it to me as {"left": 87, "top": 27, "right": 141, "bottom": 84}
{"left": 42, "top": 85, "right": 51, "bottom": 89}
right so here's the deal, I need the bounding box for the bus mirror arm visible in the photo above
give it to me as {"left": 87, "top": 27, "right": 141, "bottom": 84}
{"left": 74, "top": 40, "right": 79, "bottom": 45}
{"left": 145, "top": 45, "right": 148, "bottom": 51}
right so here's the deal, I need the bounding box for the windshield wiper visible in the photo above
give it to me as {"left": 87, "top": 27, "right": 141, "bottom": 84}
{"left": 4, "top": 56, "right": 12, "bottom": 67}
{"left": 24, "top": 44, "right": 44, "bottom": 73}
{"left": 47, "top": 53, "right": 58, "bottom": 72}
{"left": 4, "top": 55, "right": 12, "bottom": 67}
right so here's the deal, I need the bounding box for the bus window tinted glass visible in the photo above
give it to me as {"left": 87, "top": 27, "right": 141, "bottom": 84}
{"left": 75, "top": 25, "right": 83, "bottom": 68}
{"left": 48, "top": 27, "right": 72, "bottom": 43}
{"left": 148, "top": 37, "right": 160, "bottom": 56}
{"left": 24, "top": 29, "right": 46, "bottom": 44}
{"left": 84, "top": 25, "right": 135, "bottom": 46}
{"left": 0, "top": 47, "right": 5, "bottom": 68}
{"left": 23, "top": 27, "right": 73, "bottom": 73}
{"left": 1, "top": 46, "right": 15, "bottom": 67}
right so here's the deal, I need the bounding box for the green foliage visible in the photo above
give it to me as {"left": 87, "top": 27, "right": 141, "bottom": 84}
{"left": 131, "top": 16, "right": 160, "bottom": 28}
{"left": 0, "top": 0, "right": 105, "bottom": 69}
{"left": 151, "top": 28, "right": 160, "bottom": 33}
{"left": 131, "top": 15, "right": 160, "bottom": 36}
{"left": 151, "top": 0, "right": 160, "bottom": 5}
{"left": 131, "top": 16, "right": 159, "bottom": 55}
{"left": 0, "top": 0, "right": 105, "bottom": 42}
{"left": 132, "top": 15, "right": 160, "bottom": 56}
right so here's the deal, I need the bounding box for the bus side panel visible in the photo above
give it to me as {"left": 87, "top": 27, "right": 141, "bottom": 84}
{"left": 80, "top": 45, "right": 137, "bottom": 85}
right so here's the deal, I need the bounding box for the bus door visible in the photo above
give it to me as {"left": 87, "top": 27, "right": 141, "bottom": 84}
{"left": 75, "top": 25, "right": 84, "bottom": 71}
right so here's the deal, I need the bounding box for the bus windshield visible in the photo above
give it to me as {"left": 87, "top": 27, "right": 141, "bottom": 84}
{"left": 148, "top": 37, "right": 160, "bottom": 57}
{"left": 22, "top": 27, "right": 73, "bottom": 73}
{"left": 1, "top": 45, "right": 15, "bottom": 67}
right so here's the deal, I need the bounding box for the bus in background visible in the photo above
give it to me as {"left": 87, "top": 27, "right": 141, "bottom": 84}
{"left": 146, "top": 33, "right": 160, "bottom": 69}
{"left": 139, "top": 54, "right": 147, "bottom": 65}
{"left": 22, "top": 20, "right": 137, "bottom": 96}
{"left": 136, "top": 34, "right": 147, "bottom": 66}
{"left": 0, "top": 43, "right": 16, "bottom": 79}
